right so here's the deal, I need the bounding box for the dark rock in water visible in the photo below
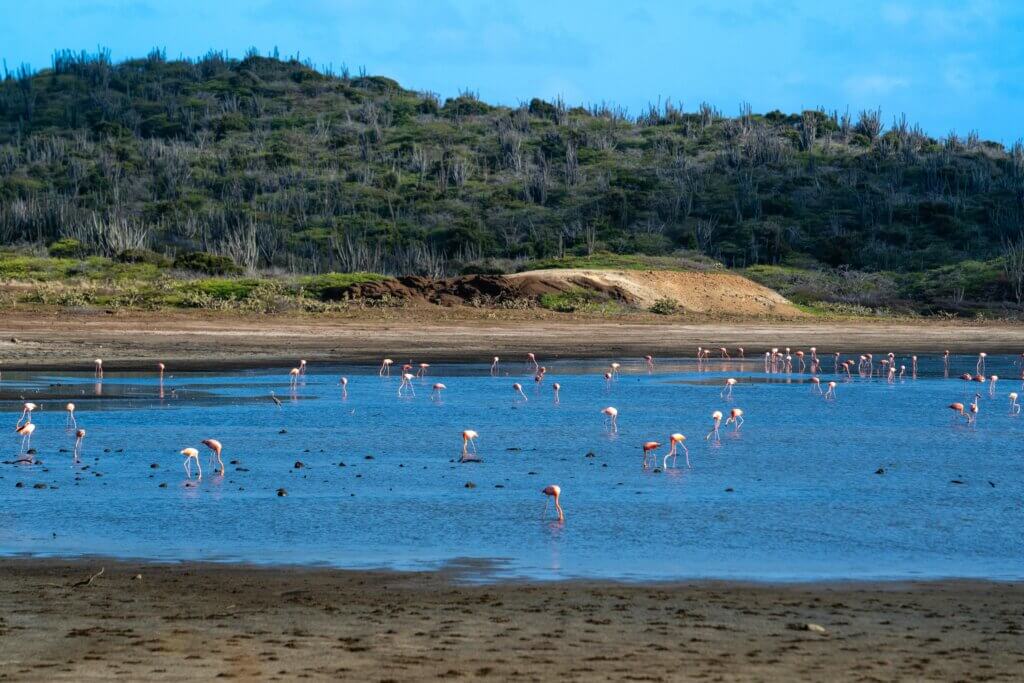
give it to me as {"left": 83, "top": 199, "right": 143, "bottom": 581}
{"left": 506, "top": 447, "right": 521, "bottom": 452}
{"left": 602, "top": 463, "right": 608, "bottom": 467}
{"left": 27, "top": 448, "right": 36, "bottom": 455}
{"left": 10, "top": 337, "right": 18, "bottom": 343}
{"left": 116, "top": 449, "right": 123, "bottom": 453}
{"left": 950, "top": 479, "right": 965, "bottom": 484}
{"left": 103, "top": 448, "right": 111, "bottom": 453}
{"left": 150, "top": 463, "right": 159, "bottom": 468}
{"left": 279, "top": 429, "right": 287, "bottom": 434}
{"left": 158, "top": 483, "right": 167, "bottom": 488}
{"left": 294, "top": 461, "right": 305, "bottom": 469}
{"left": 989, "top": 480, "right": 996, "bottom": 487}
{"left": 230, "top": 459, "right": 239, "bottom": 465}
{"left": 527, "top": 471, "right": 537, "bottom": 475}
{"left": 875, "top": 468, "right": 885, "bottom": 475}
{"left": 495, "top": 484, "right": 504, "bottom": 488}
{"left": 725, "top": 487, "right": 734, "bottom": 492}
{"left": 364, "top": 455, "right": 374, "bottom": 460}
{"left": 585, "top": 451, "right": 596, "bottom": 458}
{"left": 652, "top": 468, "right": 662, "bottom": 473}
{"left": 277, "top": 488, "right": 287, "bottom": 497}
{"left": 464, "top": 481, "right": 476, "bottom": 489}
{"left": 15, "top": 482, "right": 24, "bottom": 488}
{"left": 338, "top": 462, "right": 346, "bottom": 467}
{"left": 59, "top": 448, "right": 68, "bottom": 453}
{"left": 33, "top": 482, "right": 47, "bottom": 489}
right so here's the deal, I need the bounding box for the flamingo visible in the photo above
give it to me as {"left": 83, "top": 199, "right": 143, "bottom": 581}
{"left": 644, "top": 355, "right": 655, "bottom": 371}
{"left": 601, "top": 406, "right": 618, "bottom": 433}
{"left": 541, "top": 484, "right": 564, "bottom": 522}
{"left": 65, "top": 402, "right": 76, "bottom": 429}
{"left": 180, "top": 447, "right": 201, "bottom": 479}
{"left": 201, "top": 438, "right": 224, "bottom": 475}
{"left": 513, "top": 382, "right": 528, "bottom": 402}
{"left": 270, "top": 391, "right": 283, "bottom": 408}
{"left": 666, "top": 433, "right": 690, "bottom": 468}
{"left": 491, "top": 356, "right": 500, "bottom": 375}
{"left": 94, "top": 358, "right": 103, "bottom": 379}
{"left": 795, "top": 350, "right": 805, "bottom": 372}
{"left": 73, "top": 428, "right": 85, "bottom": 462}
{"left": 737, "top": 347, "right": 745, "bottom": 358}
{"left": 431, "top": 382, "right": 446, "bottom": 400}
{"left": 911, "top": 356, "right": 918, "bottom": 378}
{"left": 289, "top": 367, "right": 300, "bottom": 387}
{"left": 706, "top": 411, "right": 723, "bottom": 442}
{"left": 17, "top": 402, "right": 37, "bottom": 428}
{"left": 379, "top": 358, "right": 394, "bottom": 376}
{"left": 641, "top": 440, "right": 661, "bottom": 469}
{"left": 949, "top": 402, "right": 967, "bottom": 420}
{"left": 610, "top": 362, "right": 621, "bottom": 376}
{"left": 158, "top": 362, "right": 165, "bottom": 382}
{"left": 824, "top": 381, "right": 837, "bottom": 400}
{"left": 989, "top": 375, "right": 999, "bottom": 398}
{"left": 552, "top": 382, "right": 561, "bottom": 405}
{"left": 719, "top": 347, "right": 730, "bottom": 359}
{"left": 726, "top": 408, "right": 744, "bottom": 431}
{"left": 968, "top": 394, "right": 980, "bottom": 425}
{"left": 461, "top": 430, "right": 479, "bottom": 462}
{"left": 721, "top": 378, "right": 737, "bottom": 399}
{"left": 299, "top": 359, "right": 307, "bottom": 375}
{"left": 527, "top": 353, "right": 539, "bottom": 372}
{"left": 339, "top": 376, "right": 348, "bottom": 399}
{"left": 417, "top": 363, "right": 430, "bottom": 378}
{"left": 603, "top": 372, "right": 613, "bottom": 383}
{"left": 1010, "top": 392, "right": 1021, "bottom": 415}
{"left": 977, "top": 352, "right": 987, "bottom": 375}
{"left": 16, "top": 420, "right": 35, "bottom": 453}
{"left": 398, "top": 373, "right": 416, "bottom": 397}
{"left": 810, "top": 377, "right": 822, "bottom": 394}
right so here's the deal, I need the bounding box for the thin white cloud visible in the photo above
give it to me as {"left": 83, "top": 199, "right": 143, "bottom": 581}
{"left": 844, "top": 74, "right": 910, "bottom": 97}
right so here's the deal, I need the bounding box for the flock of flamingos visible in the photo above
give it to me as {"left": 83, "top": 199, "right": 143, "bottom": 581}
{"left": 9, "top": 347, "right": 1021, "bottom": 523}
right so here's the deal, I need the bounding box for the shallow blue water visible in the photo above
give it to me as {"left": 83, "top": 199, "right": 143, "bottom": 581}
{"left": 1, "top": 355, "right": 1022, "bottom": 582}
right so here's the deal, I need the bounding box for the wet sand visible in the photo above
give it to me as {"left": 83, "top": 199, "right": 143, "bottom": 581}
{"left": 0, "top": 559, "right": 1021, "bottom": 681}
{"left": 1, "top": 309, "right": 1023, "bottom": 370}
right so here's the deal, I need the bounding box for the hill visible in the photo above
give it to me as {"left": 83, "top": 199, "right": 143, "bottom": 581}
{"left": 1, "top": 48, "right": 1023, "bottom": 315}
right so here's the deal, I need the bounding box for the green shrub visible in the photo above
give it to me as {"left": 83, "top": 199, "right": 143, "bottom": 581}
{"left": 116, "top": 248, "right": 172, "bottom": 268}
{"left": 172, "top": 251, "right": 242, "bottom": 275}
{"left": 649, "top": 298, "right": 680, "bottom": 315}
{"left": 48, "top": 238, "right": 84, "bottom": 258}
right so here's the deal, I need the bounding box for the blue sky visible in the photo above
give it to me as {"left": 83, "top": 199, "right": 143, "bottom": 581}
{"left": 3, "top": 0, "right": 1023, "bottom": 142}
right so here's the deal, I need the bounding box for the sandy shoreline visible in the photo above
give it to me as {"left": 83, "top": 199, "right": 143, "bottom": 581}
{"left": 0, "top": 558, "right": 1021, "bottom": 681}
{"left": 1, "top": 309, "right": 1023, "bottom": 370}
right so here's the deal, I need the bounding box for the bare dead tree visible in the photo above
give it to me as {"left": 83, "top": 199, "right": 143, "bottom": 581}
{"left": 799, "top": 111, "right": 818, "bottom": 152}
{"left": 1003, "top": 232, "right": 1024, "bottom": 304}
{"left": 855, "top": 108, "right": 883, "bottom": 142}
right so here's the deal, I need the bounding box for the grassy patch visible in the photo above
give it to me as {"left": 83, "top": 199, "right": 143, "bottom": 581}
{"left": 538, "top": 288, "right": 626, "bottom": 314}
{"left": 525, "top": 251, "right": 718, "bottom": 272}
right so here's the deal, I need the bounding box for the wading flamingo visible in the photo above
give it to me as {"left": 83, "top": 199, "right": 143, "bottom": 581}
{"left": 644, "top": 355, "right": 655, "bottom": 371}
{"left": 398, "top": 373, "right": 416, "bottom": 397}
{"left": 721, "top": 378, "right": 737, "bottom": 399}
{"left": 726, "top": 408, "right": 744, "bottom": 431}
{"left": 989, "top": 375, "right": 999, "bottom": 398}
{"left": 1010, "top": 392, "right": 1021, "bottom": 415}
{"left": 94, "top": 359, "right": 103, "bottom": 379}
{"left": 65, "top": 402, "right": 76, "bottom": 429}
{"left": 601, "top": 406, "right": 618, "bottom": 433}
{"left": 17, "top": 402, "right": 37, "bottom": 428}
{"left": 969, "top": 393, "right": 980, "bottom": 425}
{"left": 201, "top": 438, "right": 224, "bottom": 475}
{"left": 431, "top": 382, "right": 446, "bottom": 400}
{"left": 609, "top": 362, "right": 621, "bottom": 377}
{"left": 270, "top": 391, "right": 282, "bottom": 408}
{"left": 73, "top": 428, "right": 85, "bottom": 461}
{"left": 824, "top": 381, "right": 837, "bottom": 400}
{"left": 737, "top": 347, "right": 745, "bottom": 358}
{"left": 706, "top": 411, "right": 723, "bottom": 442}
{"left": 810, "top": 377, "right": 822, "bottom": 394}
{"left": 289, "top": 368, "right": 300, "bottom": 387}
{"left": 158, "top": 362, "right": 165, "bottom": 382}
{"left": 719, "top": 347, "right": 730, "bottom": 359}
{"left": 527, "top": 353, "right": 539, "bottom": 372}
{"left": 417, "top": 363, "right": 430, "bottom": 378}
{"left": 949, "top": 402, "right": 967, "bottom": 420}
{"left": 180, "top": 447, "right": 201, "bottom": 479}
{"left": 977, "top": 352, "right": 987, "bottom": 375}
{"left": 339, "top": 376, "right": 348, "bottom": 399}
{"left": 380, "top": 358, "right": 393, "bottom": 376}
{"left": 667, "top": 433, "right": 690, "bottom": 468}
{"left": 641, "top": 440, "right": 661, "bottom": 469}
{"left": 461, "top": 430, "right": 479, "bottom": 462}
{"left": 552, "top": 382, "right": 561, "bottom": 405}
{"left": 542, "top": 484, "right": 564, "bottom": 522}
{"left": 513, "top": 382, "right": 528, "bottom": 402}
{"left": 299, "top": 359, "right": 307, "bottom": 375}
{"left": 491, "top": 356, "right": 500, "bottom": 375}
{"left": 16, "top": 420, "right": 35, "bottom": 453}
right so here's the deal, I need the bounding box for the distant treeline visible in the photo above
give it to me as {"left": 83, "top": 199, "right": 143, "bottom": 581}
{"left": 1, "top": 47, "right": 1023, "bottom": 284}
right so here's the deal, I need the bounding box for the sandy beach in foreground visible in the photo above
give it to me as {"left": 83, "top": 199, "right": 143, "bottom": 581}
{"left": 0, "top": 559, "right": 1020, "bottom": 681}
{"left": 1, "top": 309, "right": 1023, "bottom": 370}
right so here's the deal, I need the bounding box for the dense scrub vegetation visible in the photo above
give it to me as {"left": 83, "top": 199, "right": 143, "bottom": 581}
{"left": 1, "top": 48, "right": 1024, "bottom": 313}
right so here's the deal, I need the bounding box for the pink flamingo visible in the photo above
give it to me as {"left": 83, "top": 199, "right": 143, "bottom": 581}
{"left": 809, "top": 377, "right": 822, "bottom": 394}
{"left": 299, "top": 359, "right": 307, "bottom": 375}
{"left": 65, "top": 402, "right": 76, "bottom": 429}
{"left": 911, "top": 356, "right": 918, "bottom": 378}
{"left": 158, "top": 362, "right": 165, "bottom": 382}
{"left": 642, "top": 440, "right": 661, "bottom": 469}
{"left": 339, "top": 376, "right": 349, "bottom": 399}
{"left": 94, "top": 358, "right": 103, "bottom": 379}
{"left": 666, "top": 433, "right": 690, "bottom": 468}
{"left": 601, "top": 406, "right": 618, "bottom": 433}
{"left": 73, "top": 428, "right": 85, "bottom": 462}
{"left": 461, "top": 430, "right": 479, "bottom": 462}
{"left": 737, "top": 347, "right": 745, "bottom": 358}
{"left": 16, "top": 420, "right": 35, "bottom": 453}
{"left": 644, "top": 355, "right": 655, "bottom": 371}
{"left": 968, "top": 394, "right": 980, "bottom": 425}
{"left": 603, "top": 372, "right": 613, "bottom": 383}
{"left": 527, "top": 353, "right": 539, "bottom": 372}
{"left": 289, "top": 367, "right": 300, "bottom": 387}
{"left": 491, "top": 356, "right": 500, "bottom": 375}
{"left": 949, "top": 402, "right": 967, "bottom": 421}
{"left": 552, "top": 382, "right": 561, "bottom": 405}
{"left": 17, "top": 402, "right": 37, "bottom": 428}
{"left": 989, "top": 375, "right": 999, "bottom": 398}
{"left": 795, "top": 350, "right": 805, "bottom": 372}
{"left": 201, "top": 438, "right": 224, "bottom": 475}
{"left": 824, "top": 381, "right": 837, "bottom": 400}
{"left": 977, "top": 352, "right": 987, "bottom": 375}
{"left": 610, "top": 362, "right": 621, "bottom": 376}
{"left": 721, "top": 378, "right": 737, "bottom": 399}
{"left": 726, "top": 408, "right": 744, "bottom": 431}
{"left": 943, "top": 350, "right": 950, "bottom": 375}
{"left": 431, "top": 382, "right": 446, "bottom": 400}
{"left": 833, "top": 352, "right": 841, "bottom": 372}
{"left": 398, "top": 373, "right": 416, "bottom": 397}
{"left": 180, "top": 447, "right": 201, "bottom": 479}
{"left": 417, "top": 363, "right": 430, "bottom": 378}
{"left": 719, "top": 347, "right": 730, "bottom": 359}
{"left": 706, "top": 410, "right": 723, "bottom": 442}
{"left": 1010, "top": 392, "right": 1020, "bottom": 415}
{"left": 542, "top": 485, "right": 564, "bottom": 521}
{"left": 513, "top": 382, "right": 528, "bottom": 402}
{"left": 379, "top": 358, "right": 393, "bottom": 376}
